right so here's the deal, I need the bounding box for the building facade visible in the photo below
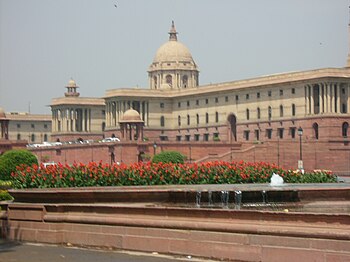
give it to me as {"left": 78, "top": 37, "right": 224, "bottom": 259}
{"left": 3, "top": 22, "right": 349, "bottom": 174}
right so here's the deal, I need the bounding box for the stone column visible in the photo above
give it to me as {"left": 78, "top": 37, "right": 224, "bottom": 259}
{"left": 336, "top": 83, "right": 341, "bottom": 113}
{"left": 348, "top": 83, "right": 350, "bottom": 113}
{"left": 310, "top": 85, "right": 314, "bottom": 115}
{"left": 320, "top": 83, "right": 324, "bottom": 113}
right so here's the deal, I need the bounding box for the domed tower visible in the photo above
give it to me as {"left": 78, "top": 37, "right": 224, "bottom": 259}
{"left": 65, "top": 78, "right": 80, "bottom": 97}
{"left": 148, "top": 21, "right": 199, "bottom": 90}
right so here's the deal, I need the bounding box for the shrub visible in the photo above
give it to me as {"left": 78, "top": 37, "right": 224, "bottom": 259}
{"left": 152, "top": 151, "right": 185, "bottom": 164}
{"left": 0, "top": 149, "right": 38, "bottom": 180}
{"left": 0, "top": 190, "right": 13, "bottom": 201}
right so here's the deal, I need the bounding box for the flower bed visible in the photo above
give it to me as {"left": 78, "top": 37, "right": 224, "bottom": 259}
{"left": 10, "top": 161, "right": 336, "bottom": 189}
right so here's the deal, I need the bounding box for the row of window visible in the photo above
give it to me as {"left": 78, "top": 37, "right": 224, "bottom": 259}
{"left": 16, "top": 133, "right": 49, "bottom": 142}
{"left": 160, "top": 104, "right": 297, "bottom": 127}
{"left": 172, "top": 88, "right": 296, "bottom": 108}
{"left": 247, "top": 104, "right": 296, "bottom": 120}
{"left": 16, "top": 124, "right": 49, "bottom": 129}
{"left": 243, "top": 122, "right": 349, "bottom": 141}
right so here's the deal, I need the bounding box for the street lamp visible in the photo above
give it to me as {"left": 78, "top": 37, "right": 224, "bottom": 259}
{"left": 297, "top": 127, "right": 304, "bottom": 172}
{"left": 153, "top": 141, "right": 157, "bottom": 155}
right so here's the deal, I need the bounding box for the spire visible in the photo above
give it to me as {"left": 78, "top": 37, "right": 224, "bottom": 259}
{"left": 168, "top": 20, "right": 178, "bottom": 41}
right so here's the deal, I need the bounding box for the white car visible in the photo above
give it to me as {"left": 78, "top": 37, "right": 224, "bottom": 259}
{"left": 100, "top": 137, "right": 120, "bottom": 142}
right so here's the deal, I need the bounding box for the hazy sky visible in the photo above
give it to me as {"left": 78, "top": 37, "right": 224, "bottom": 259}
{"left": 0, "top": 0, "right": 348, "bottom": 114}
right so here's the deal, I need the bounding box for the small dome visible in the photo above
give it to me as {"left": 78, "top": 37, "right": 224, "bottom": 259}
{"left": 0, "top": 107, "right": 6, "bottom": 119}
{"left": 120, "top": 109, "right": 143, "bottom": 123}
{"left": 66, "top": 78, "right": 78, "bottom": 88}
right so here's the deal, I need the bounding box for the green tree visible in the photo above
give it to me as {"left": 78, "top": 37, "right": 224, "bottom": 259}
{"left": 0, "top": 149, "right": 38, "bottom": 180}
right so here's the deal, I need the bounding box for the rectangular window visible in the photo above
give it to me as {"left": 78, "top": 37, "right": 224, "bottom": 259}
{"left": 290, "top": 127, "right": 296, "bottom": 139}
{"left": 225, "top": 96, "right": 229, "bottom": 102}
{"left": 178, "top": 102, "right": 181, "bottom": 108}
{"left": 278, "top": 128, "right": 284, "bottom": 139}
{"left": 235, "top": 95, "right": 239, "bottom": 101}
{"left": 244, "top": 130, "right": 250, "bottom": 141}
{"left": 196, "top": 100, "right": 199, "bottom": 105}
{"left": 215, "top": 97, "right": 219, "bottom": 103}
{"left": 160, "top": 136, "right": 168, "bottom": 141}
{"left": 17, "top": 124, "right": 21, "bottom": 128}
{"left": 160, "top": 103, "right": 164, "bottom": 108}
{"left": 266, "top": 129, "right": 272, "bottom": 139}
{"left": 268, "top": 91, "right": 272, "bottom": 97}
{"left": 194, "top": 134, "right": 200, "bottom": 141}
{"left": 280, "top": 89, "right": 283, "bottom": 96}
{"left": 31, "top": 124, "right": 35, "bottom": 128}
{"left": 44, "top": 124, "right": 48, "bottom": 129}
{"left": 176, "top": 135, "right": 182, "bottom": 141}
{"left": 187, "top": 101, "right": 190, "bottom": 107}
{"left": 102, "top": 110, "right": 106, "bottom": 116}
{"left": 255, "top": 130, "right": 260, "bottom": 141}
{"left": 257, "top": 92, "right": 260, "bottom": 99}
{"left": 205, "top": 99, "right": 209, "bottom": 104}
{"left": 246, "top": 94, "right": 249, "bottom": 100}
{"left": 291, "top": 88, "right": 295, "bottom": 94}
{"left": 185, "top": 135, "right": 190, "bottom": 141}
{"left": 203, "top": 133, "right": 209, "bottom": 141}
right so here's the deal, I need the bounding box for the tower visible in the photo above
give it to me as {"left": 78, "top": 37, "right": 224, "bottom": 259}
{"left": 148, "top": 21, "right": 199, "bottom": 90}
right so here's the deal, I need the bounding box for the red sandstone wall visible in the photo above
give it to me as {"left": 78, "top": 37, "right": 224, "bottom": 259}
{"left": 30, "top": 138, "right": 350, "bottom": 175}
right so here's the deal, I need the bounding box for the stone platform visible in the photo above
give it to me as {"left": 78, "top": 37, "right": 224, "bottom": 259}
{"left": 1, "top": 184, "right": 350, "bottom": 262}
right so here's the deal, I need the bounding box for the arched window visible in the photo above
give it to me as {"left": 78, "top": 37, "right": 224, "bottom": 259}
{"left": 153, "top": 76, "right": 157, "bottom": 89}
{"left": 313, "top": 123, "right": 319, "bottom": 140}
{"left": 187, "top": 115, "right": 190, "bottom": 125}
{"left": 257, "top": 107, "right": 261, "bottom": 119}
{"left": 342, "top": 122, "right": 349, "bottom": 137}
{"left": 166, "top": 75, "right": 172, "bottom": 87}
{"left": 196, "top": 114, "right": 199, "bottom": 125}
{"left": 215, "top": 112, "right": 219, "bottom": 123}
{"left": 160, "top": 116, "right": 165, "bottom": 127}
{"left": 246, "top": 109, "right": 250, "bottom": 120}
{"left": 292, "top": 104, "right": 296, "bottom": 116}
{"left": 268, "top": 106, "right": 272, "bottom": 120}
{"left": 205, "top": 113, "right": 209, "bottom": 124}
{"left": 182, "top": 75, "right": 188, "bottom": 88}
{"left": 178, "top": 115, "right": 181, "bottom": 126}
{"left": 280, "top": 105, "right": 284, "bottom": 117}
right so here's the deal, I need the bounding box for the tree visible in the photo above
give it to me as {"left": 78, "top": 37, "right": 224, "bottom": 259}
{"left": 0, "top": 149, "right": 38, "bottom": 180}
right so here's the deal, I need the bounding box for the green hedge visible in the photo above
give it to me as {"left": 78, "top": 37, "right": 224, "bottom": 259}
{"left": 0, "top": 149, "right": 38, "bottom": 180}
{"left": 152, "top": 151, "right": 185, "bottom": 164}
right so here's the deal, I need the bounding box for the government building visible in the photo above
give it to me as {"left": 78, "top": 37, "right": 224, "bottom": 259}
{"left": 1, "top": 22, "right": 349, "bottom": 174}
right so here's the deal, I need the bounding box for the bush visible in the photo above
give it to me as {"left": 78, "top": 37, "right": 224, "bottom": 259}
{"left": 152, "top": 151, "right": 185, "bottom": 164}
{"left": 0, "top": 190, "right": 13, "bottom": 201}
{"left": 0, "top": 149, "right": 38, "bottom": 180}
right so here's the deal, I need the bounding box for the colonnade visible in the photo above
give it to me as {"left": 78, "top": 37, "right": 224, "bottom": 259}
{"left": 305, "top": 82, "right": 350, "bottom": 115}
{"left": 105, "top": 100, "right": 149, "bottom": 128}
{"left": 52, "top": 108, "right": 91, "bottom": 132}
{"left": 149, "top": 72, "right": 198, "bottom": 90}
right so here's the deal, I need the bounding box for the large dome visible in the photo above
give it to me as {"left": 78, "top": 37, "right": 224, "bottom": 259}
{"left": 153, "top": 41, "right": 194, "bottom": 64}
{"left": 151, "top": 21, "right": 196, "bottom": 65}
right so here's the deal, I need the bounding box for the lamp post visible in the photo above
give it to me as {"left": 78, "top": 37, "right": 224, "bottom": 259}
{"left": 153, "top": 141, "right": 157, "bottom": 155}
{"left": 297, "top": 127, "right": 303, "bottom": 172}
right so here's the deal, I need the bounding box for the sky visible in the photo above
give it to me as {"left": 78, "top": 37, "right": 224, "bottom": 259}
{"left": 0, "top": 0, "right": 349, "bottom": 114}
